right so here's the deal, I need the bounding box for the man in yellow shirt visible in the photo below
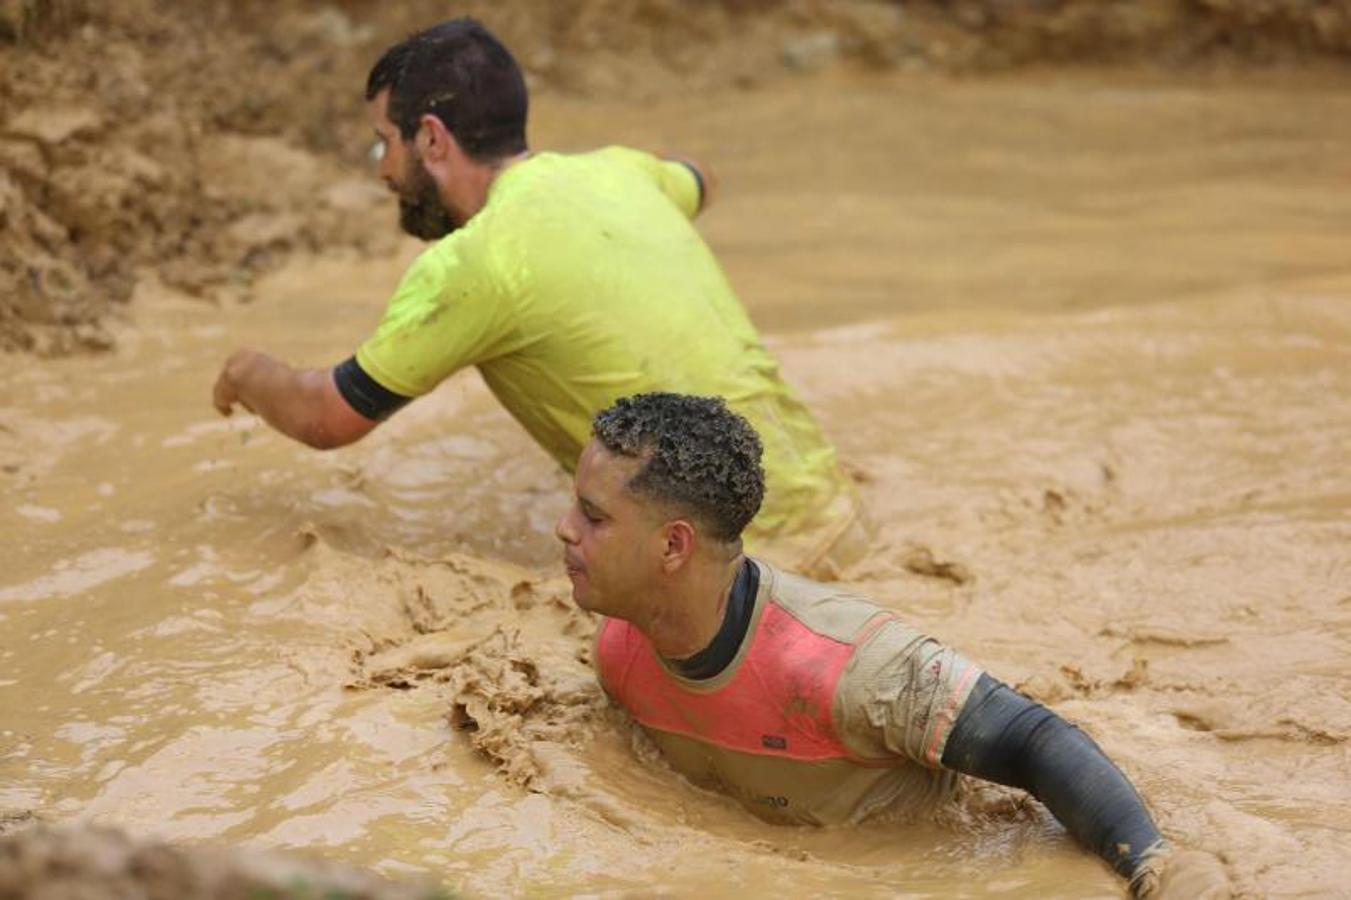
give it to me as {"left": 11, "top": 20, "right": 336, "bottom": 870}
{"left": 211, "top": 18, "right": 860, "bottom": 571}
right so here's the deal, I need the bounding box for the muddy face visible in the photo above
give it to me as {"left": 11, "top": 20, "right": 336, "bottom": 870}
{"left": 1, "top": 73, "right": 1349, "bottom": 898}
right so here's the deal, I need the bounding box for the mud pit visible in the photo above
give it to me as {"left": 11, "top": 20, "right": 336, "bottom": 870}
{"left": 2, "top": 49, "right": 1351, "bottom": 900}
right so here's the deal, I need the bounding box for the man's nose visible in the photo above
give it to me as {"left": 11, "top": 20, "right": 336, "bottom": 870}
{"left": 555, "top": 509, "right": 577, "bottom": 544}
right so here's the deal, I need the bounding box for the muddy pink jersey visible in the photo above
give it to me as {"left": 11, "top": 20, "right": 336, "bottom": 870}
{"left": 595, "top": 560, "right": 983, "bottom": 825}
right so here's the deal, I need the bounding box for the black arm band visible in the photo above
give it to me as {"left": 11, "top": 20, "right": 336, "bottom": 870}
{"left": 942, "top": 674, "right": 1164, "bottom": 884}
{"left": 333, "top": 356, "right": 412, "bottom": 421}
{"left": 677, "top": 160, "right": 706, "bottom": 212}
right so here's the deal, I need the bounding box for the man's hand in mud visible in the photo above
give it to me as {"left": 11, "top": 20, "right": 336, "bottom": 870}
{"left": 212, "top": 349, "right": 260, "bottom": 416}
{"left": 207, "top": 351, "right": 375, "bottom": 449}
{"left": 1133, "top": 849, "right": 1232, "bottom": 899}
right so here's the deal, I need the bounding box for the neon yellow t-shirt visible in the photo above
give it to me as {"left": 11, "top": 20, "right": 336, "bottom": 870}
{"left": 355, "top": 146, "right": 852, "bottom": 543}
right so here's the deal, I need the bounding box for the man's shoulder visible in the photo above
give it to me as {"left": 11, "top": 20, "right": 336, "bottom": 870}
{"left": 475, "top": 149, "right": 633, "bottom": 231}
{"left": 511, "top": 146, "right": 647, "bottom": 189}
{"left": 753, "top": 559, "right": 889, "bottom": 645}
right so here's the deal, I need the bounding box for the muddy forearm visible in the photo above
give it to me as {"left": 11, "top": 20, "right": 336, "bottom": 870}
{"left": 216, "top": 349, "right": 336, "bottom": 448}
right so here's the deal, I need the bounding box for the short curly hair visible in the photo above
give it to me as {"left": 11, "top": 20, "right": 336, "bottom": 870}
{"left": 592, "top": 393, "right": 765, "bottom": 543}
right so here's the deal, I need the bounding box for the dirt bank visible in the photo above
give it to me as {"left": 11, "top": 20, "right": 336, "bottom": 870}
{"left": 4, "top": 0, "right": 1351, "bottom": 353}
{"left": 0, "top": 0, "right": 396, "bottom": 354}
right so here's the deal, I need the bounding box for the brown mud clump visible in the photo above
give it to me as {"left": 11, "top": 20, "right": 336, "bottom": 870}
{"left": 347, "top": 551, "right": 607, "bottom": 791}
{"left": 0, "top": 825, "right": 451, "bottom": 900}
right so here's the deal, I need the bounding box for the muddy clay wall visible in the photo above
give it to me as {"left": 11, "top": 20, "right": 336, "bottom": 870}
{"left": 2, "top": 0, "right": 1351, "bottom": 353}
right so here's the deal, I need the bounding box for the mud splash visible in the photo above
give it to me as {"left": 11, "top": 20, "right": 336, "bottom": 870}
{"left": 338, "top": 545, "right": 604, "bottom": 792}
{"left": 3, "top": 72, "right": 1350, "bottom": 897}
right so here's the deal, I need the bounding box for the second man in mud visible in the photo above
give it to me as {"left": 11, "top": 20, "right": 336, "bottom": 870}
{"left": 211, "top": 17, "right": 862, "bottom": 574}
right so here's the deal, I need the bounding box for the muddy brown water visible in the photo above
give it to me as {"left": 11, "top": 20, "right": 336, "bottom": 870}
{"left": 2, "top": 72, "right": 1349, "bottom": 897}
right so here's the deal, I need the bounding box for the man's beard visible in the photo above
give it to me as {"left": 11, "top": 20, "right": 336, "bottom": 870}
{"left": 397, "top": 158, "right": 457, "bottom": 241}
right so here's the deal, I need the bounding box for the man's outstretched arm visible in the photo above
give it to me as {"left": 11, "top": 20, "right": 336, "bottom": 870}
{"left": 212, "top": 349, "right": 389, "bottom": 450}
{"left": 941, "top": 674, "right": 1218, "bottom": 897}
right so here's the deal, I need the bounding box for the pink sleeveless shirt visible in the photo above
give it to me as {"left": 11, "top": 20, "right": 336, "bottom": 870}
{"left": 594, "top": 561, "right": 982, "bottom": 824}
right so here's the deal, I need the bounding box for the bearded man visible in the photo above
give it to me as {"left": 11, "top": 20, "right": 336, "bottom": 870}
{"left": 211, "top": 18, "right": 860, "bottom": 572}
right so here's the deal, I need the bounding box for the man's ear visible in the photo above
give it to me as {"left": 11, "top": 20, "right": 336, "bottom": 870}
{"left": 415, "top": 113, "right": 459, "bottom": 162}
{"left": 660, "top": 519, "right": 696, "bottom": 574}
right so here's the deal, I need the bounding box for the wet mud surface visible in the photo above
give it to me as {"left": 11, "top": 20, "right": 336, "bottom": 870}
{"left": 2, "top": 73, "right": 1350, "bottom": 897}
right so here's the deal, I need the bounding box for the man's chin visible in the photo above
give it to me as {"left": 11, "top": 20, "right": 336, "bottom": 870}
{"left": 570, "top": 588, "right": 595, "bottom": 612}
{"left": 567, "top": 580, "right": 599, "bottom": 613}
{"left": 398, "top": 205, "right": 456, "bottom": 240}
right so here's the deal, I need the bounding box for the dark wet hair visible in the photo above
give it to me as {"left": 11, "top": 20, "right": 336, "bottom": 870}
{"left": 592, "top": 393, "right": 765, "bottom": 543}
{"left": 365, "top": 17, "right": 528, "bottom": 161}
